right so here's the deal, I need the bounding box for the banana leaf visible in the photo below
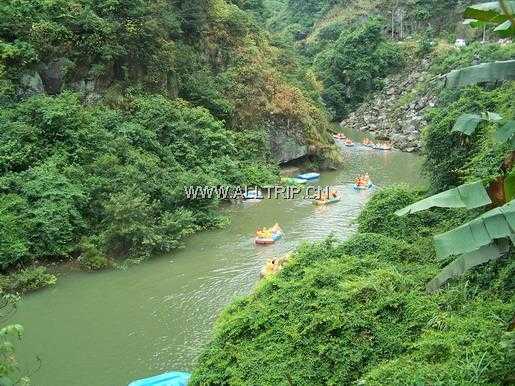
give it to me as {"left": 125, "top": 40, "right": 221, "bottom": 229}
{"left": 444, "top": 60, "right": 515, "bottom": 89}
{"left": 463, "top": 19, "right": 488, "bottom": 28}
{"left": 434, "top": 200, "right": 515, "bottom": 258}
{"left": 426, "top": 241, "right": 509, "bottom": 293}
{"left": 464, "top": 2, "right": 515, "bottom": 23}
{"left": 494, "top": 19, "right": 515, "bottom": 37}
{"left": 463, "top": 18, "right": 514, "bottom": 37}
{"left": 496, "top": 120, "right": 515, "bottom": 142}
{"left": 452, "top": 112, "right": 502, "bottom": 135}
{"left": 395, "top": 181, "right": 491, "bottom": 216}
{"left": 505, "top": 169, "right": 515, "bottom": 202}
{"left": 452, "top": 114, "right": 482, "bottom": 135}
{"left": 484, "top": 112, "right": 503, "bottom": 122}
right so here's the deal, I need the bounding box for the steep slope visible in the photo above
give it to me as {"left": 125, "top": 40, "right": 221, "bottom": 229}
{"left": 0, "top": 0, "right": 339, "bottom": 165}
{"left": 191, "top": 187, "right": 514, "bottom": 385}
{"left": 191, "top": 2, "right": 515, "bottom": 385}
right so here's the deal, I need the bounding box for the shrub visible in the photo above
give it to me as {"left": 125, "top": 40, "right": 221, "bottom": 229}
{"left": 357, "top": 185, "right": 466, "bottom": 242}
{"left": 0, "top": 267, "right": 57, "bottom": 294}
{"left": 361, "top": 295, "right": 513, "bottom": 385}
{"left": 78, "top": 237, "right": 111, "bottom": 271}
{"left": 0, "top": 195, "right": 29, "bottom": 268}
{"left": 340, "top": 233, "right": 424, "bottom": 263}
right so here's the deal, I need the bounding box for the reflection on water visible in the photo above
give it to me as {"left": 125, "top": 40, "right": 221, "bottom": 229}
{"left": 15, "top": 130, "right": 425, "bottom": 386}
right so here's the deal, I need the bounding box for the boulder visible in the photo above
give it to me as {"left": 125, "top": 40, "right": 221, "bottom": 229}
{"left": 269, "top": 127, "right": 308, "bottom": 164}
{"left": 20, "top": 72, "right": 44, "bottom": 95}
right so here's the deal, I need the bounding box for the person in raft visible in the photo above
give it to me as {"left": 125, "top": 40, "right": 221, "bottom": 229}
{"left": 256, "top": 224, "right": 281, "bottom": 239}
{"left": 355, "top": 174, "right": 370, "bottom": 187}
{"left": 316, "top": 190, "right": 338, "bottom": 202}
{"left": 256, "top": 228, "right": 272, "bottom": 239}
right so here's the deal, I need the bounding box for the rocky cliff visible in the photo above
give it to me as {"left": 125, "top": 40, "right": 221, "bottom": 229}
{"left": 340, "top": 58, "right": 437, "bottom": 152}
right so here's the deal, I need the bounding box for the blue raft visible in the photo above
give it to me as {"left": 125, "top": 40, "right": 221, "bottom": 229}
{"left": 128, "top": 371, "right": 191, "bottom": 386}
{"left": 353, "top": 182, "right": 373, "bottom": 190}
{"left": 243, "top": 190, "right": 264, "bottom": 200}
{"left": 297, "top": 172, "right": 320, "bottom": 181}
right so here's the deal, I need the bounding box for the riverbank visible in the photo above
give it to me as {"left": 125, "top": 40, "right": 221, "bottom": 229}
{"left": 190, "top": 35, "right": 515, "bottom": 385}
{"left": 0, "top": 159, "right": 334, "bottom": 297}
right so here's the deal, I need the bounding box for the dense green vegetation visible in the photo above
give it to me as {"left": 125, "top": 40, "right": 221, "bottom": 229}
{"left": 264, "top": 0, "right": 477, "bottom": 119}
{"left": 266, "top": 0, "right": 469, "bottom": 41}
{"left": 424, "top": 82, "right": 514, "bottom": 191}
{"left": 191, "top": 186, "right": 514, "bottom": 384}
{"left": 410, "top": 39, "right": 515, "bottom": 191}
{"left": 0, "top": 93, "right": 278, "bottom": 270}
{"left": 314, "top": 18, "right": 403, "bottom": 118}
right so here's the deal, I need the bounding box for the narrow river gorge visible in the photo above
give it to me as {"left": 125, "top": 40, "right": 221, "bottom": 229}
{"left": 15, "top": 128, "right": 425, "bottom": 386}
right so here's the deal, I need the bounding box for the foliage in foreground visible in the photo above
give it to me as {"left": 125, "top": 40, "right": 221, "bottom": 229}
{"left": 0, "top": 267, "right": 57, "bottom": 295}
{"left": 423, "top": 82, "right": 514, "bottom": 191}
{"left": 0, "top": 294, "right": 29, "bottom": 385}
{"left": 191, "top": 186, "right": 514, "bottom": 385}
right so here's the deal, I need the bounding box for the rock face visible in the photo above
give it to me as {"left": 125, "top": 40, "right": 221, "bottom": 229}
{"left": 37, "top": 58, "right": 73, "bottom": 95}
{"left": 69, "top": 79, "right": 102, "bottom": 104}
{"left": 20, "top": 72, "right": 45, "bottom": 96}
{"left": 268, "top": 124, "right": 308, "bottom": 164}
{"left": 340, "top": 59, "right": 437, "bottom": 152}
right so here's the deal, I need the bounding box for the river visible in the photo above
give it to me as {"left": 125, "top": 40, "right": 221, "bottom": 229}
{"left": 14, "top": 128, "right": 425, "bottom": 386}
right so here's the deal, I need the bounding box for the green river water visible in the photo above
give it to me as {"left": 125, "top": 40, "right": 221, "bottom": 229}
{"left": 14, "top": 128, "right": 425, "bottom": 386}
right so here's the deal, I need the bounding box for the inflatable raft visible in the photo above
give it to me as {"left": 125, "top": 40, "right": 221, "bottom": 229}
{"left": 128, "top": 371, "right": 191, "bottom": 386}
{"left": 297, "top": 172, "right": 320, "bottom": 180}
{"left": 362, "top": 138, "right": 375, "bottom": 147}
{"left": 255, "top": 232, "right": 282, "bottom": 245}
{"left": 243, "top": 190, "right": 263, "bottom": 200}
{"left": 314, "top": 197, "right": 341, "bottom": 206}
{"left": 374, "top": 144, "right": 393, "bottom": 151}
{"left": 255, "top": 224, "right": 283, "bottom": 245}
{"left": 353, "top": 182, "right": 373, "bottom": 190}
